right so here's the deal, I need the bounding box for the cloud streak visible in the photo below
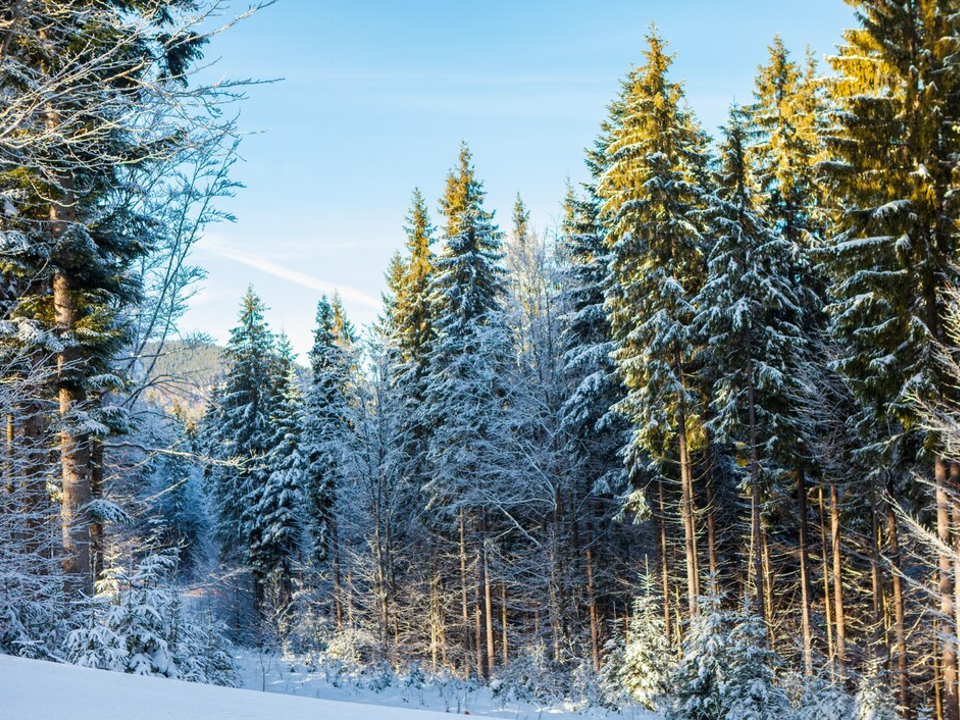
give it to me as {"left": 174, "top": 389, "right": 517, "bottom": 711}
{"left": 201, "top": 236, "right": 381, "bottom": 311}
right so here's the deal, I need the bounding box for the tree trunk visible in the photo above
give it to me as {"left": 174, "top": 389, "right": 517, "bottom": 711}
{"left": 90, "top": 437, "right": 104, "bottom": 585}
{"left": 936, "top": 456, "right": 958, "bottom": 720}
{"left": 746, "top": 373, "right": 767, "bottom": 634}
{"left": 474, "top": 581, "right": 483, "bottom": 679}
{"left": 829, "top": 478, "right": 846, "bottom": 676}
{"left": 674, "top": 341, "right": 699, "bottom": 618}
{"left": 21, "top": 398, "right": 48, "bottom": 553}
{"left": 480, "top": 512, "right": 495, "bottom": 676}
{"left": 796, "top": 468, "right": 813, "bottom": 675}
{"left": 332, "top": 517, "right": 343, "bottom": 629}
{"left": 656, "top": 478, "right": 673, "bottom": 643}
{"left": 937, "top": 611, "right": 945, "bottom": 720}
{"left": 500, "top": 579, "right": 508, "bottom": 668}
{"left": 706, "top": 457, "right": 719, "bottom": 594}
{"left": 55, "top": 269, "right": 92, "bottom": 597}
{"left": 677, "top": 416, "right": 699, "bottom": 618}
{"left": 886, "top": 478, "right": 907, "bottom": 708}
{"left": 819, "top": 485, "right": 835, "bottom": 676}
{"left": 430, "top": 572, "right": 439, "bottom": 673}
{"left": 868, "top": 481, "right": 884, "bottom": 652}
{"left": 586, "top": 540, "right": 599, "bottom": 671}
{"left": 459, "top": 508, "right": 472, "bottom": 673}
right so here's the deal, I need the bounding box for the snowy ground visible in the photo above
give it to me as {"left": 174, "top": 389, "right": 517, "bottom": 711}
{"left": 235, "top": 651, "right": 655, "bottom": 720}
{"left": 0, "top": 654, "right": 491, "bottom": 720}
{"left": 0, "top": 652, "right": 657, "bottom": 719}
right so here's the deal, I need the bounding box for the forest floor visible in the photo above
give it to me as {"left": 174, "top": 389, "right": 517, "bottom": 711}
{"left": 235, "top": 650, "right": 655, "bottom": 720}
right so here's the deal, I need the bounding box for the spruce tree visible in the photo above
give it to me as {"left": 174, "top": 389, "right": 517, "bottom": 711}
{"left": 247, "top": 334, "right": 303, "bottom": 605}
{"left": 203, "top": 287, "right": 276, "bottom": 598}
{"left": 751, "top": 36, "right": 826, "bottom": 290}
{"left": 302, "top": 295, "right": 355, "bottom": 566}
{"left": 422, "top": 142, "right": 511, "bottom": 678}
{"left": 822, "top": 3, "right": 960, "bottom": 712}
{"left": 388, "top": 189, "right": 437, "bottom": 482}
{"left": 598, "top": 28, "right": 711, "bottom": 618}
{"left": 695, "top": 107, "right": 806, "bottom": 633}
{"left": 619, "top": 572, "right": 671, "bottom": 711}
{"left": 559, "top": 183, "right": 627, "bottom": 495}
{"left": 0, "top": 0, "right": 208, "bottom": 595}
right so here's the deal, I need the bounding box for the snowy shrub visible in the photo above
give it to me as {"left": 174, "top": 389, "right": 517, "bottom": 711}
{"left": 721, "top": 609, "right": 793, "bottom": 720}
{"left": 666, "top": 595, "right": 793, "bottom": 720}
{"left": 65, "top": 551, "right": 237, "bottom": 686}
{"left": 0, "top": 563, "right": 66, "bottom": 660}
{"left": 492, "top": 641, "right": 568, "bottom": 705}
{"left": 283, "top": 582, "right": 331, "bottom": 655}
{"left": 795, "top": 677, "right": 855, "bottom": 720}
{"left": 854, "top": 665, "right": 899, "bottom": 720}
{"left": 358, "top": 660, "right": 394, "bottom": 692}
{"left": 434, "top": 668, "right": 472, "bottom": 714}
{"left": 318, "top": 656, "right": 346, "bottom": 687}
{"left": 596, "top": 633, "right": 630, "bottom": 710}
{"left": 620, "top": 575, "right": 672, "bottom": 710}
{"left": 401, "top": 663, "right": 427, "bottom": 705}
{"left": 324, "top": 626, "right": 379, "bottom": 666}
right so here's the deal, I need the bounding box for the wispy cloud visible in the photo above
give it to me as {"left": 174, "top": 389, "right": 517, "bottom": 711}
{"left": 200, "top": 235, "right": 381, "bottom": 311}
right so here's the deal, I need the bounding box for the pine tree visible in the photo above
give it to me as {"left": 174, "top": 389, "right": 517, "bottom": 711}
{"left": 0, "top": 0, "right": 209, "bottom": 596}
{"left": 695, "top": 107, "right": 806, "bottom": 633}
{"left": 666, "top": 594, "right": 738, "bottom": 720}
{"left": 423, "top": 142, "right": 511, "bottom": 678}
{"left": 247, "top": 334, "right": 303, "bottom": 605}
{"left": 796, "top": 678, "right": 855, "bottom": 720}
{"left": 302, "top": 295, "right": 355, "bottom": 567}
{"left": 668, "top": 595, "right": 792, "bottom": 720}
{"left": 388, "top": 188, "right": 437, "bottom": 482}
{"left": 853, "top": 664, "right": 899, "bottom": 720}
{"left": 822, "top": 3, "right": 960, "bottom": 712}
{"left": 559, "top": 181, "right": 628, "bottom": 487}
{"left": 619, "top": 572, "right": 671, "bottom": 710}
{"left": 147, "top": 405, "right": 209, "bottom": 578}
{"left": 557, "top": 183, "right": 631, "bottom": 667}
{"left": 598, "top": 28, "right": 711, "bottom": 618}
{"left": 203, "top": 287, "right": 276, "bottom": 599}
{"left": 751, "top": 36, "right": 826, "bottom": 288}
{"left": 721, "top": 605, "right": 794, "bottom": 720}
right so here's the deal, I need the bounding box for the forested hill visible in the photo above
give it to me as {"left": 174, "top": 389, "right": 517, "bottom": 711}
{"left": 141, "top": 340, "right": 226, "bottom": 416}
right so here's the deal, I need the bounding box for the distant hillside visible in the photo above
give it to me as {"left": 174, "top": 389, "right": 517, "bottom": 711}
{"left": 141, "top": 339, "right": 226, "bottom": 417}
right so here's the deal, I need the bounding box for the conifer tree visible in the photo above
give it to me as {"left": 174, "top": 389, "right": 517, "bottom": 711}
{"left": 423, "top": 142, "right": 511, "bottom": 678}
{"left": 695, "top": 107, "right": 806, "bottom": 634}
{"left": 619, "top": 572, "right": 671, "bottom": 711}
{"left": 668, "top": 595, "right": 792, "bottom": 720}
{"left": 0, "top": 0, "right": 209, "bottom": 596}
{"left": 598, "top": 28, "right": 711, "bottom": 618}
{"left": 247, "top": 335, "right": 303, "bottom": 605}
{"left": 203, "top": 287, "right": 276, "bottom": 601}
{"left": 387, "top": 189, "right": 437, "bottom": 481}
{"left": 666, "top": 594, "right": 737, "bottom": 720}
{"left": 302, "top": 295, "right": 355, "bottom": 568}
{"left": 751, "top": 36, "right": 826, "bottom": 286}
{"left": 559, "top": 183, "right": 626, "bottom": 492}
{"left": 822, "top": 3, "right": 960, "bottom": 712}
{"left": 748, "top": 38, "right": 831, "bottom": 674}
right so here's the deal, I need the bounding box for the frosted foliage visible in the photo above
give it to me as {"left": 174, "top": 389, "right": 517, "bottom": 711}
{"left": 66, "top": 553, "right": 236, "bottom": 686}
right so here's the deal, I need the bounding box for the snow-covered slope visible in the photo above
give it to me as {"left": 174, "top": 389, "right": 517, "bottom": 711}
{"left": 0, "top": 655, "right": 490, "bottom": 720}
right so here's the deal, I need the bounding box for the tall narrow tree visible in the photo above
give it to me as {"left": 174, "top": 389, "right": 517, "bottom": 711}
{"left": 598, "top": 29, "right": 710, "bottom": 619}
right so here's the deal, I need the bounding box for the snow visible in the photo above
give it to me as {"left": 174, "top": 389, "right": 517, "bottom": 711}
{"left": 0, "top": 653, "right": 658, "bottom": 720}
{"left": 234, "top": 652, "right": 655, "bottom": 720}
{"left": 0, "top": 654, "right": 494, "bottom": 720}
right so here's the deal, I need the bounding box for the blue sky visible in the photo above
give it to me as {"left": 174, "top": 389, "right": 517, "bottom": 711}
{"left": 180, "top": 0, "right": 854, "bottom": 356}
